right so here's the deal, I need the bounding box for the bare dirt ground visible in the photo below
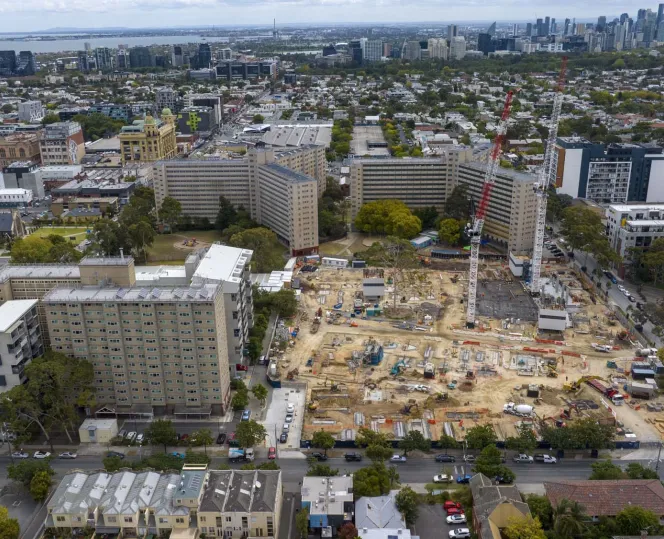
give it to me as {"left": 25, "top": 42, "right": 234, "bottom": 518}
{"left": 271, "top": 260, "right": 662, "bottom": 444}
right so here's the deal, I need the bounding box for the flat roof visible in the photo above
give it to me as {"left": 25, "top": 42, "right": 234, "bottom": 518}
{"left": 0, "top": 299, "right": 37, "bottom": 332}
{"left": 43, "top": 283, "right": 221, "bottom": 303}
{"left": 0, "top": 264, "right": 80, "bottom": 282}
{"left": 80, "top": 257, "right": 134, "bottom": 266}
{"left": 626, "top": 220, "right": 664, "bottom": 226}
{"left": 192, "top": 245, "right": 252, "bottom": 285}
{"left": 263, "top": 162, "right": 316, "bottom": 184}
{"left": 610, "top": 204, "right": 664, "bottom": 212}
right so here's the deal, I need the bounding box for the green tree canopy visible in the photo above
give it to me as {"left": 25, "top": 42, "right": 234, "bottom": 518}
{"left": 438, "top": 218, "right": 462, "bottom": 246}
{"left": 444, "top": 185, "right": 471, "bottom": 220}
{"left": 235, "top": 420, "right": 267, "bottom": 448}
{"left": 0, "top": 506, "right": 20, "bottom": 539}
{"left": 145, "top": 419, "right": 178, "bottom": 453}
{"left": 353, "top": 463, "right": 391, "bottom": 498}
{"left": 74, "top": 113, "right": 126, "bottom": 141}
{"left": 615, "top": 505, "right": 661, "bottom": 536}
{"left": 229, "top": 227, "right": 285, "bottom": 273}
{"left": 158, "top": 197, "right": 182, "bottom": 231}
{"left": 306, "top": 463, "right": 339, "bottom": 477}
{"left": 251, "top": 383, "right": 269, "bottom": 406}
{"left": 30, "top": 470, "right": 52, "bottom": 502}
{"left": 398, "top": 430, "right": 431, "bottom": 456}
{"left": 11, "top": 235, "right": 82, "bottom": 264}
{"left": 394, "top": 486, "right": 419, "bottom": 526}
{"left": 438, "top": 434, "right": 458, "bottom": 454}
{"left": 465, "top": 424, "right": 497, "bottom": 450}
{"left": 354, "top": 200, "right": 422, "bottom": 239}
{"left": 311, "top": 431, "right": 336, "bottom": 455}
{"left": 215, "top": 195, "right": 238, "bottom": 231}
{"left": 525, "top": 495, "right": 553, "bottom": 530}
{"left": 505, "top": 424, "right": 537, "bottom": 454}
{"left": 589, "top": 459, "right": 626, "bottom": 480}
{"left": 8, "top": 459, "right": 55, "bottom": 488}
{"left": 503, "top": 516, "right": 546, "bottom": 539}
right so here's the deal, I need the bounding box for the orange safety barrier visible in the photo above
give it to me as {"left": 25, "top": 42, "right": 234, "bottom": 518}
{"left": 562, "top": 351, "right": 581, "bottom": 357}
{"left": 463, "top": 341, "right": 481, "bottom": 345}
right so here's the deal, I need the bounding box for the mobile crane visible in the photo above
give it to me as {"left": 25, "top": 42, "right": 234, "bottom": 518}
{"left": 530, "top": 57, "right": 568, "bottom": 295}
{"left": 465, "top": 89, "right": 518, "bottom": 327}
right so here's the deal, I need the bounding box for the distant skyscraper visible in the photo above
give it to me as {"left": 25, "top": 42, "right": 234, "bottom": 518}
{"left": 597, "top": 16, "right": 607, "bottom": 32}
{"left": 402, "top": 40, "right": 422, "bottom": 61}
{"left": 658, "top": 3, "right": 664, "bottom": 24}
{"left": 512, "top": 24, "right": 517, "bottom": 36}
{"left": 84, "top": 42, "right": 92, "bottom": 52}
{"left": 383, "top": 43, "right": 392, "bottom": 57}
{"left": 449, "top": 36, "right": 466, "bottom": 60}
{"left": 550, "top": 18, "right": 557, "bottom": 34}
{"left": 77, "top": 51, "right": 89, "bottom": 72}
{"left": 448, "top": 24, "right": 458, "bottom": 38}
{"left": 129, "top": 47, "right": 153, "bottom": 68}
{"left": 363, "top": 40, "right": 383, "bottom": 62}
{"left": 526, "top": 23, "right": 533, "bottom": 37}
{"left": 197, "top": 43, "right": 212, "bottom": 69}
{"left": 620, "top": 13, "right": 629, "bottom": 24}
{"left": 487, "top": 22, "right": 496, "bottom": 36}
{"left": 0, "top": 50, "right": 17, "bottom": 76}
{"left": 544, "top": 16, "right": 551, "bottom": 34}
{"left": 172, "top": 45, "right": 183, "bottom": 67}
{"left": 564, "top": 18, "right": 571, "bottom": 35}
{"left": 17, "top": 51, "right": 36, "bottom": 76}
{"left": 536, "top": 18, "right": 544, "bottom": 36}
{"left": 477, "top": 33, "right": 494, "bottom": 55}
{"left": 349, "top": 40, "right": 363, "bottom": 64}
{"left": 94, "top": 48, "right": 114, "bottom": 71}
{"left": 428, "top": 38, "right": 448, "bottom": 59}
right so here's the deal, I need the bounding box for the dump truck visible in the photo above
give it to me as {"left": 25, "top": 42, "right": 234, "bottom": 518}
{"left": 585, "top": 379, "right": 624, "bottom": 405}
{"left": 229, "top": 448, "right": 255, "bottom": 463}
{"left": 423, "top": 362, "right": 435, "bottom": 379}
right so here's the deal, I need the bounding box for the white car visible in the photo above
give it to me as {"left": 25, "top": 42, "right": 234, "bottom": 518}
{"left": 59, "top": 452, "right": 78, "bottom": 459}
{"left": 286, "top": 403, "right": 295, "bottom": 414}
{"left": 12, "top": 451, "right": 29, "bottom": 459}
{"left": 136, "top": 434, "right": 144, "bottom": 444}
{"left": 543, "top": 455, "right": 557, "bottom": 464}
{"left": 433, "top": 474, "right": 452, "bottom": 483}
{"left": 513, "top": 454, "right": 534, "bottom": 463}
{"left": 33, "top": 451, "right": 51, "bottom": 459}
{"left": 617, "top": 285, "right": 625, "bottom": 292}
{"left": 449, "top": 529, "right": 471, "bottom": 539}
{"left": 390, "top": 455, "right": 407, "bottom": 462}
{"left": 446, "top": 514, "right": 467, "bottom": 525}
{"left": 127, "top": 432, "right": 137, "bottom": 442}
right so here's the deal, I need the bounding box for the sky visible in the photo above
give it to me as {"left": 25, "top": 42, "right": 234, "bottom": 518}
{"left": 0, "top": 0, "right": 659, "bottom": 33}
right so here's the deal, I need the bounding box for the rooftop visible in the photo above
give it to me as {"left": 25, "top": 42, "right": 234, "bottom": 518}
{"left": 0, "top": 299, "right": 37, "bottom": 332}
{"left": 79, "top": 256, "right": 134, "bottom": 267}
{"left": 191, "top": 245, "right": 252, "bottom": 286}
{"left": 463, "top": 161, "right": 538, "bottom": 183}
{"left": 0, "top": 264, "right": 80, "bottom": 282}
{"left": 263, "top": 162, "right": 316, "bottom": 184}
{"left": 609, "top": 203, "right": 664, "bottom": 212}
{"left": 355, "top": 492, "right": 406, "bottom": 530}
{"left": 179, "top": 467, "right": 207, "bottom": 500}
{"left": 43, "top": 283, "right": 221, "bottom": 304}
{"left": 302, "top": 476, "right": 353, "bottom": 516}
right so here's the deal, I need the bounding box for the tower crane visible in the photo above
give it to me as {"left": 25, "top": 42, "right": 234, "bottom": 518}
{"left": 465, "top": 90, "right": 517, "bottom": 328}
{"left": 530, "top": 56, "right": 568, "bottom": 295}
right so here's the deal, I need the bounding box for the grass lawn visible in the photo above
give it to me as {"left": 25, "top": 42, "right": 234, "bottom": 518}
{"left": 30, "top": 226, "right": 90, "bottom": 243}
{"left": 146, "top": 230, "right": 223, "bottom": 263}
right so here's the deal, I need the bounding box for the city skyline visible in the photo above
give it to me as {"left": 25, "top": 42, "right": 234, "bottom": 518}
{"left": 1, "top": 0, "right": 663, "bottom": 33}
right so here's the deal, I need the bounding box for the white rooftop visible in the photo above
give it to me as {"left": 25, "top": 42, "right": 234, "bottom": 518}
{"left": 0, "top": 188, "right": 31, "bottom": 196}
{"left": 191, "top": 245, "right": 252, "bottom": 285}
{"left": 0, "top": 264, "right": 80, "bottom": 282}
{"left": 134, "top": 265, "right": 188, "bottom": 286}
{"left": 43, "top": 284, "right": 221, "bottom": 303}
{"left": 0, "top": 299, "right": 37, "bottom": 332}
{"left": 609, "top": 203, "right": 664, "bottom": 212}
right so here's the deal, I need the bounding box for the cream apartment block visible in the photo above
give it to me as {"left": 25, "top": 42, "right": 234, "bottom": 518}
{"left": 43, "top": 257, "right": 232, "bottom": 415}
{"left": 457, "top": 163, "right": 538, "bottom": 254}
{"left": 349, "top": 147, "right": 471, "bottom": 222}
{"left": 153, "top": 146, "right": 320, "bottom": 255}
{"left": 47, "top": 466, "right": 282, "bottom": 539}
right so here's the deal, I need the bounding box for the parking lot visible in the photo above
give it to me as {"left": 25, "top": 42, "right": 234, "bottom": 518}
{"left": 263, "top": 387, "right": 306, "bottom": 450}
{"left": 413, "top": 502, "right": 466, "bottom": 539}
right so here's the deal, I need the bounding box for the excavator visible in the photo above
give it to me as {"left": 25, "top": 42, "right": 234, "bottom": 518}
{"left": 391, "top": 359, "right": 407, "bottom": 376}
{"left": 401, "top": 403, "right": 419, "bottom": 415}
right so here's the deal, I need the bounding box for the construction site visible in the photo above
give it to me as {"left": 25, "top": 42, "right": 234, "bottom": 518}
{"left": 266, "top": 71, "right": 664, "bottom": 449}
{"left": 266, "top": 261, "right": 664, "bottom": 447}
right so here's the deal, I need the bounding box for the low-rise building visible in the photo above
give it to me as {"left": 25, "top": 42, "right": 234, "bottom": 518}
{"left": 51, "top": 196, "right": 119, "bottom": 218}
{"left": 78, "top": 418, "right": 119, "bottom": 443}
{"left": 0, "top": 132, "right": 42, "bottom": 168}
{"left": 40, "top": 122, "right": 85, "bottom": 166}
{"left": 119, "top": 113, "right": 176, "bottom": 165}
{"left": 0, "top": 299, "right": 43, "bottom": 393}
{"left": 2, "top": 161, "right": 46, "bottom": 198}
{"left": 17, "top": 100, "right": 44, "bottom": 124}
{"left": 0, "top": 188, "right": 33, "bottom": 207}
{"left": 301, "top": 476, "right": 354, "bottom": 535}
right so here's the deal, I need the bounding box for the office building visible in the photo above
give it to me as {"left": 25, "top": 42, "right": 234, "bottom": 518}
{"left": 449, "top": 36, "right": 467, "bottom": 60}
{"left": 94, "top": 48, "right": 114, "bottom": 71}
{"left": 184, "top": 94, "right": 223, "bottom": 127}
{"left": 219, "top": 48, "right": 232, "bottom": 60}
{"left": 44, "top": 256, "right": 232, "bottom": 414}
{"left": 129, "top": 47, "right": 153, "bottom": 68}
{"left": 88, "top": 103, "right": 133, "bottom": 122}
{"left": 156, "top": 87, "right": 178, "bottom": 114}
{"left": 555, "top": 137, "right": 664, "bottom": 203}
{"left": 0, "top": 133, "right": 42, "bottom": 168}
{"left": 172, "top": 45, "right": 184, "bottom": 67}
{"left": 457, "top": 162, "right": 537, "bottom": 254}
{"left": 17, "top": 101, "right": 44, "bottom": 124}
{"left": 448, "top": 24, "right": 458, "bottom": 38}
{"left": 1, "top": 161, "right": 46, "bottom": 198}
{"left": 283, "top": 72, "right": 297, "bottom": 84}
{"left": 322, "top": 44, "right": 337, "bottom": 56}
{"left": 349, "top": 40, "right": 363, "bottom": 64}
{"left": 350, "top": 149, "right": 470, "bottom": 221}
{"left": 190, "top": 245, "right": 253, "bottom": 366}
{"left": 16, "top": 51, "right": 36, "bottom": 76}
{"left": 176, "top": 107, "right": 215, "bottom": 134}
{"left": 116, "top": 48, "right": 129, "bottom": 70}
{"left": 0, "top": 50, "right": 17, "bottom": 76}
{"left": 196, "top": 43, "right": 212, "bottom": 69}
{"left": 363, "top": 40, "right": 383, "bottom": 61}
{"left": 428, "top": 38, "right": 448, "bottom": 59}
{"left": 119, "top": 113, "right": 177, "bottom": 165}
{"left": 526, "top": 23, "right": 533, "bottom": 37}
{"left": 48, "top": 467, "right": 282, "bottom": 539}
{"left": 40, "top": 122, "right": 85, "bottom": 166}
{"left": 0, "top": 299, "right": 43, "bottom": 393}
{"left": 478, "top": 33, "right": 495, "bottom": 55}
{"left": 153, "top": 146, "right": 322, "bottom": 255}
{"left": 402, "top": 41, "right": 422, "bottom": 61}
{"left": 215, "top": 60, "right": 276, "bottom": 81}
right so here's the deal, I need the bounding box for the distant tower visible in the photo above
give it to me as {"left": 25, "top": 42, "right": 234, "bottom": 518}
{"left": 273, "top": 19, "right": 277, "bottom": 39}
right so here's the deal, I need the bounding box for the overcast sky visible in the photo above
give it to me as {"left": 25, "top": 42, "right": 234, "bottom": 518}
{"left": 0, "top": 0, "right": 659, "bottom": 33}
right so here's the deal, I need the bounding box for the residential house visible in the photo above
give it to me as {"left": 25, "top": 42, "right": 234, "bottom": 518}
{"left": 356, "top": 492, "right": 414, "bottom": 539}
{"left": 469, "top": 473, "right": 532, "bottom": 539}
{"left": 545, "top": 480, "right": 664, "bottom": 520}
{"left": 301, "top": 476, "right": 354, "bottom": 536}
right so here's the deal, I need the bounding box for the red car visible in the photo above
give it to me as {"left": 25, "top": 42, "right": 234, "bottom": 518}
{"left": 236, "top": 364, "right": 248, "bottom": 371}
{"left": 268, "top": 447, "right": 276, "bottom": 459}
{"left": 446, "top": 507, "right": 465, "bottom": 516}
{"left": 180, "top": 434, "right": 189, "bottom": 442}
{"left": 444, "top": 501, "right": 462, "bottom": 510}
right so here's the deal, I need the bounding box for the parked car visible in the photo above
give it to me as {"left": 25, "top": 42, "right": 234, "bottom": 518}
{"left": 446, "top": 506, "right": 465, "bottom": 516}
{"left": 286, "top": 403, "right": 295, "bottom": 414}
{"left": 449, "top": 529, "right": 471, "bottom": 539}
{"left": 344, "top": 452, "right": 363, "bottom": 462}
{"left": 119, "top": 429, "right": 127, "bottom": 439}
{"left": 513, "top": 454, "right": 533, "bottom": 463}
{"left": 171, "top": 452, "right": 185, "bottom": 459}
{"left": 279, "top": 432, "right": 288, "bottom": 443}
{"left": 241, "top": 410, "right": 251, "bottom": 421}
{"left": 127, "top": 431, "right": 137, "bottom": 442}
{"left": 494, "top": 475, "right": 513, "bottom": 484}
{"left": 310, "top": 452, "right": 328, "bottom": 461}
{"left": 390, "top": 455, "right": 407, "bottom": 462}
{"left": 136, "top": 434, "right": 144, "bottom": 444}
{"left": 180, "top": 434, "right": 190, "bottom": 442}
{"left": 456, "top": 474, "right": 472, "bottom": 484}
{"left": 446, "top": 514, "right": 467, "bottom": 525}
{"left": 285, "top": 414, "right": 294, "bottom": 423}
{"left": 435, "top": 454, "right": 456, "bottom": 463}
{"left": 59, "top": 452, "right": 78, "bottom": 459}
{"left": 33, "top": 451, "right": 51, "bottom": 459}
{"left": 443, "top": 501, "right": 462, "bottom": 510}
{"left": 463, "top": 455, "right": 476, "bottom": 463}
{"left": 106, "top": 451, "right": 125, "bottom": 459}
{"left": 433, "top": 474, "right": 452, "bottom": 483}
{"left": 543, "top": 455, "right": 558, "bottom": 464}
{"left": 268, "top": 447, "right": 276, "bottom": 459}
{"left": 216, "top": 432, "right": 227, "bottom": 445}
{"left": 12, "top": 451, "right": 29, "bottom": 459}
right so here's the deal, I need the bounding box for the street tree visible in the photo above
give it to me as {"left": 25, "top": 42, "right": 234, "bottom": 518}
{"left": 438, "top": 218, "right": 462, "bottom": 246}
{"left": 387, "top": 465, "right": 400, "bottom": 489}
{"left": 589, "top": 459, "right": 626, "bottom": 480}
{"left": 311, "top": 431, "right": 335, "bottom": 456}
{"left": 366, "top": 444, "right": 393, "bottom": 463}
{"left": 643, "top": 237, "right": 664, "bottom": 284}
{"left": 231, "top": 391, "right": 249, "bottom": 411}
{"left": 503, "top": 516, "right": 546, "bottom": 539}
{"left": 505, "top": 424, "right": 537, "bottom": 454}
{"left": 306, "top": 463, "right": 339, "bottom": 477}
{"left": 158, "top": 197, "right": 182, "bottom": 231}
{"left": 251, "top": 383, "right": 269, "bottom": 406}
{"left": 0, "top": 506, "right": 20, "bottom": 539}
{"left": 473, "top": 445, "right": 511, "bottom": 481}
{"left": 394, "top": 486, "right": 419, "bottom": 526}
{"left": 356, "top": 427, "right": 391, "bottom": 448}
{"left": 296, "top": 506, "right": 309, "bottom": 538}
{"left": 145, "top": 419, "right": 178, "bottom": 453}
{"left": 398, "top": 430, "right": 430, "bottom": 456}
{"left": 30, "top": 470, "right": 52, "bottom": 502}
{"left": 438, "top": 434, "right": 457, "bottom": 454}
{"left": 235, "top": 420, "right": 267, "bottom": 448}
{"left": 560, "top": 206, "right": 604, "bottom": 256}
{"left": 353, "top": 463, "right": 391, "bottom": 498}
{"left": 103, "top": 456, "right": 124, "bottom": 472}
{"left": 625, "top": 462, "right": 659, "bottom": 479}
{"left": 8, "top": 460, "right": 54, "bottom": 488}
{"left": 525, "top": 495, "right": 553, "bottom": 529}
{"left": 616, "top": 506, "right": 661, "bottom": 536}
{"left": 465, "top": 424, "right": 497, "bottom": 450}
{"left": 192, "top": 429, "right": 214, "bottom": 455}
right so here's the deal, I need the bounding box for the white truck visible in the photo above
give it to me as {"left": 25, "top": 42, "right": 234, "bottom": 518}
{"left": 503, "top": 403, "right": 534, "bottom": 417}
{"left": 229, "top": 448, "right": 255, "bottom": 463}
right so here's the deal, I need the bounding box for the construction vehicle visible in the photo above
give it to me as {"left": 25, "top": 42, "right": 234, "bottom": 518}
{"left": 391, "top": 359, "right": 407, "bottom": 376}
{"left": 423, "top": 362, "right": 435, "bottom": 379}
{"left": 401, "top": 403, "right": 419, "bottom": 415}
{"left": 465, "top": 370, "right": 476, "bottom": 380}
{"left": 465, "top": 89, "right": 518, "bottom": 327}
{"left": 546, "top": 365, "right": 558, "bottom": 378}
{"left": 530, "top": 57, "right": 568, "bottom": 296}
{"left": 435, "top": 392, "right": 449, "bottom": 401}
{"left": 286, "top": 368, "right": 299, "bottom": 381}
{"left": 229, "top": 448, "right": 254, "bottom": 463}
{"left": 586, "top": 379, "right": 624, "bottom": 405}
{"left": 448, "top": 380, "right": 458, "bottom": 390}
{"left": 311, "top": 318, "right": 320, "bottom": 334}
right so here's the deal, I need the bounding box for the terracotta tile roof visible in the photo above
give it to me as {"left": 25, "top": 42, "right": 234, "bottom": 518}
{"left": 544, "top": 480, "right": 664, "bottom": 517}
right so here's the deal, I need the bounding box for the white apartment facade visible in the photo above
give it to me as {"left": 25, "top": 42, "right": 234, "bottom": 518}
{"left": 606, "top": 203, "right": 664, "bottom": 261}
{"left": 18, "top": 100, "right": 44, "bottom": 123}
{"left": 0, "top": 299, "right": 43, "bottom": 392}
